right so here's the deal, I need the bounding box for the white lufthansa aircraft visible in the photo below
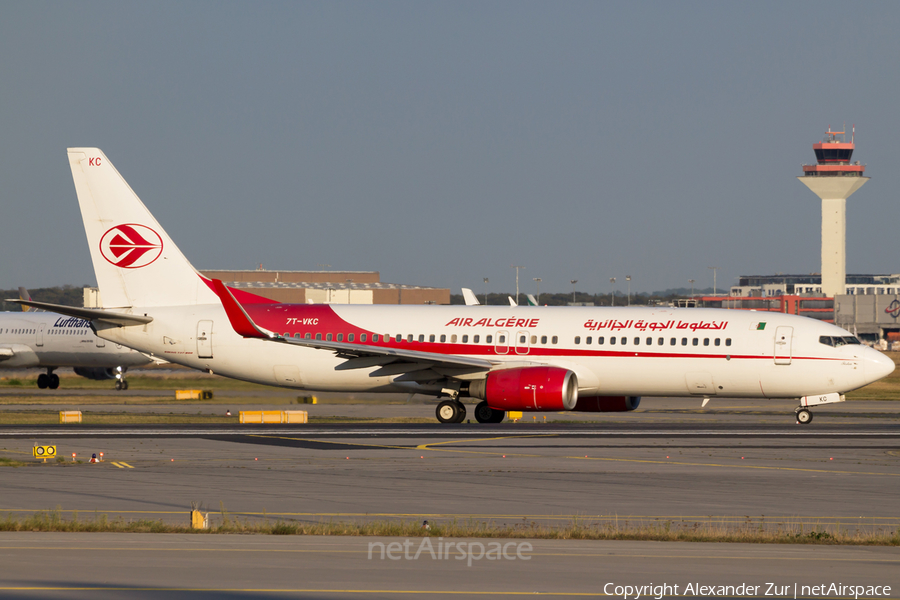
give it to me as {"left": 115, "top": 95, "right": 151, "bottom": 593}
{"left": 0, "top": 298, "right": 152, "bottom": 389}
{"left": 14, "top": 148, "right": 895, "bottom": 423}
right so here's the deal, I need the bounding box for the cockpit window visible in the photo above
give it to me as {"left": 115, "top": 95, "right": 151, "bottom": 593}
{"left": 820, "top": 335, "right": 861, "bottom": 347}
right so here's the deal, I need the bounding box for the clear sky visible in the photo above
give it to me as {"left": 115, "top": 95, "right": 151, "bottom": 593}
{"left": 1, "top": 2, "right": 898, "bottom": 296}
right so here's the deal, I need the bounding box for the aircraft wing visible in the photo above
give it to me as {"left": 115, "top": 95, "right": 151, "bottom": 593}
{"left": 211, "top": 279, "right": 495, "bottom": 377}
{"left": 7, "top": 300, "right": 153, "bottom": 327}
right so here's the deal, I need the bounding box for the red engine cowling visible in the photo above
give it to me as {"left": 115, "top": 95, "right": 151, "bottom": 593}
{"left": 573, "top": 396, "right": 641, "bottom": 412}
{"left": 468, "top": 367, "right": 578, "bottom": 411}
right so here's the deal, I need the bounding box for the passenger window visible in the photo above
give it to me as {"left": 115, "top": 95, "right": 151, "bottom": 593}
{"left": 349, "top": 334, "right": 355, "bottom": 342}
{"left": 714, "top": 338, "right": 720, "bottom": 346}
{"left": 451, "top": 335, "right": 457, "bottom": 343}
{"left": 519, "top": 335, "right": 526, "bottom": 344}
{"left": 326, "top": 333, "right": 333, "bottom": 341}
{"left": 419, "top": 334, "right": 425, "bottom": 342}
{"left": 429, "top": 334, "right": 435, "bottom": 342}
{"left": 440, "top": 334, "right": 446, "bottom": 343}
{"left": 703, "top": 338, "right": 709, "bottom": 346}
{"left": 611, "top": 337, "right": 617, "bottom": 345}
{"left": 462, "top": 335, "right": 468, "bottom": 343}
{"left": 498, "top": 335, "right": 505, "bottom": 343}
{"left": 598, "top": 337, "right": 604, "bottom": 345}
{"left": 316, "top": 333, "right": 322, "bottom": 340}
{"left": 575, "top": 336, "right": 581, "bottom": 344}
{"left": 551, "top": 336, "right": 558, "bottom": 344}
{"left": 361, "top": 334, "right": 367, "bottom": 342}
{"left": 681, "top": 338, "right": 687, "bottom": 346}
{"left": 541, "top": 335, "right": 547, "bottom": 344}
{"left": 473, "top": 335, "right": 480, "bottom": 343}
{"left": 725, "top": 338, "right": 732, "bottom": 346}
{"left": 646, "top": 337, "right": 652, "bottom": 345}
{"left": 396, "top": 334, "right": 402, "bottom": 342}
{"left": 586, "top": 336, "right": 592, "bottom": 344}
{"left": 372, "top": 334, "right": 380, "bottom": 342}
{"left": 486, "top": 335, "right": 492, "bottom": 343}
{"left": 620, "top": 337, "right": 626, "bottom": 345}
{"left": 670, "top": 338, "right": 676, "bottom": 345}
{"left": 337, "top": 334, "right": 343, "bottom": 342}
{"left": 530, "top": 336, "right": 537, "bottom": 344}
{"left": 692, "top": 338, "right": 698, "bottom": 346}
{"left": 634, "top": 337, "right": 640, "bottom": 345}
{"left": 407, "top": 334, "right": 413, "bottom": 342}
{"left": 658, "top": 338, "right": 663, "bottom": 345}
{"left": 305, "top": 333, "right": 312, "bottom": 339}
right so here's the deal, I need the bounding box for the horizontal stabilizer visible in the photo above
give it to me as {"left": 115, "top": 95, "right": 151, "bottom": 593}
{"left": 8, "top": 300, "right": 152, "bottom": 327}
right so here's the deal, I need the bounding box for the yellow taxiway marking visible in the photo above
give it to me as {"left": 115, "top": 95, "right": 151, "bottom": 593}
{"left": 110, "top": 462, "right": 133, "bottom": 469}
{"left": 566, "top": 455, "right": 900, "bottom": 476}
{"left": 416, "top": 434, "right": 553, "bottom": 450}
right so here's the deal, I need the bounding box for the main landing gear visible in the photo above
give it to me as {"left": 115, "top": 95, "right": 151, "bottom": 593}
{"left": 37, "top": 369, "right": 59, "bottom": 390}
{"left": 474, "top": 401, "right": 505, "bottom": 424}
{"left": 436, "top": 399, "right": 466, "bottom": 424}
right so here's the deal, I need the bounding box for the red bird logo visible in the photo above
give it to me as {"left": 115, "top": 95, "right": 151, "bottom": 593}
{"left": 99, "top": 224, "right": 163, "bottom": 269}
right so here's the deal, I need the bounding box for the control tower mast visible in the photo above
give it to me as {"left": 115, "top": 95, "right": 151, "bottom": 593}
{"left": 798, "top": 126, "right": 869, "bottom": 297}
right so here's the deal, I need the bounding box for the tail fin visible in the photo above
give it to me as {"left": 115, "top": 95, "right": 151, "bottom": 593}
{"left": 67, "top": 148, "right": 218, "bottom": 309}
{"left": 17, "top": 287, "right": 38, "bottom": 312}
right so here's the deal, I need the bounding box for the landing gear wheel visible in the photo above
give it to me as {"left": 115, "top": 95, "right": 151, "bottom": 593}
{"left": 48, "top": 374, "right": 59, "bottom": 390}
{"left": 37, "top": 374, "right": 49, "bottom": 389}
{"left": 115, "top": 380, "right": 124, "bottom": 391}
{"left": 452, "top": 402, "right": 466, "bottom": 423}
{"left": 436, "top": 400, "right": 463, "bottom": 424}
{"left": 796, "top": 408, "right": 813, "bottom": 424}
{"left": 474, "top": 401, "right": 506, "bottom": 424}
{"left": 122, "top": 380, "right": 129, "bottom": 390}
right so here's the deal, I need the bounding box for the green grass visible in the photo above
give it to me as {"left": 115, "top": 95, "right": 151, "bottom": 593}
{"left": 0, "top": 510, "right": 897, "bottom": 545}
{"left": 0, "top": 410, "right": 434, "bottom": 426}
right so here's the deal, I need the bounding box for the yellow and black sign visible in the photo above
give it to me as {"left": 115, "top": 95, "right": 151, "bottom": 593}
{"left": 33, "top": 445, "right": 56, "bottom": 459}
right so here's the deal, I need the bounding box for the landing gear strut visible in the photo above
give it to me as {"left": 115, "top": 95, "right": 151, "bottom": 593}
{"left": 436, "top": 400, "right": 466, "bottom": 424}
{"left": 37, "top": 369, "right": 59, "bottom": 390}
{"left": 114, "top": 366, "right": 129, "bottom": 391}
{"left": 474, "top": 401, "right": 505, "bottom": 424}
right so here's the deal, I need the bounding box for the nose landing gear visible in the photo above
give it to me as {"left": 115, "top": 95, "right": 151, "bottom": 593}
{"left": 114, "top": 366, "right": 129, "bottom": 391}
{"left": 795, "top": 407, "right": 813, "bottom": 424}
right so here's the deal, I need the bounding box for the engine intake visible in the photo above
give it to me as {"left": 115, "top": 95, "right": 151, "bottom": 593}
{"left": 573, "top": 395, "right": 641, "bottom": 412}
{"left": 468, "top": 367, "right": 578, "bottom": 411}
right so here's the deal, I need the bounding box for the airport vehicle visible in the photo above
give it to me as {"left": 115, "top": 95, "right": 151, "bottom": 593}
{"left": 0, "top": 295, "right": 152, "bottom": 389}
{"left": 15, "top": 148, "right": 895, "bottom": 423}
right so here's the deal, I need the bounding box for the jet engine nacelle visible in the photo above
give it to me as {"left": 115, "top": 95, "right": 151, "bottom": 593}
{"left": 468, "top": 366, "right": 578, "bottom": 411}
{"left": 573, "top": 395, "right": 641, "bottom": 412}
{"left": 73, "top": 367, "right": 118, "bottom": 381}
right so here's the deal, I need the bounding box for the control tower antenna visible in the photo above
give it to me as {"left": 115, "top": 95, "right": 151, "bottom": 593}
{"left": 797, "top": 126, "right": 870, "bottom": 297}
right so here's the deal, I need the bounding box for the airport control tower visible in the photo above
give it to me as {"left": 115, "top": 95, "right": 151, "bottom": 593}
{"left": 798, "top": 127, "right": 869, "bottom": 297}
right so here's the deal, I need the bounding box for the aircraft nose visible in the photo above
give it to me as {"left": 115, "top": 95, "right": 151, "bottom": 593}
{"left": 865, "top": 348, "right": 895, "bottom": 383}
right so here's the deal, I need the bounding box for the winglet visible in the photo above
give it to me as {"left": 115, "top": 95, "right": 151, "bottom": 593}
{"left": 210, "top": 279, "right": 271, "bottom": 339}
{"left": 461, "top": 288, "right": 480, "bottom": 306}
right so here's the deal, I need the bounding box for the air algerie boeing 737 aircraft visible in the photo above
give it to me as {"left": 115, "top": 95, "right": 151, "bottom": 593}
{"left": 13, "top": 148, "right": 895, "bottom": 424}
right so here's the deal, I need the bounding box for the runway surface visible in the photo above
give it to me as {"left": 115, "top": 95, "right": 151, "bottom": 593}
{"left": 1, "top": 533, "right": 897, "bottom": 599}
{"left": 2, "top": 399, "right": 899, "bottom": 597}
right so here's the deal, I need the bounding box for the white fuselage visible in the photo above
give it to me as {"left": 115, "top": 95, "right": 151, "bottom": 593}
{"left": 0, "top": 311, "right": 151, "bottom": 370}
{"left": 94, "top": 303, "right": 893, "bottom": 400}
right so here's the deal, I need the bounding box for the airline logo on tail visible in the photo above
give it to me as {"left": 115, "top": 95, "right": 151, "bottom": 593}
{"left": 99, "top": 224, "right": 163, "bottom": 268}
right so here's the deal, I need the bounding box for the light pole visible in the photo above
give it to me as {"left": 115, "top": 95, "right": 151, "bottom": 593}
{"left": 708, "top": 266, "right": 718, "bottom": 296}
{"left": 626, "top": 275, "right": 632, "bottom": 306}
{"left": 610, "top": 277, "right": 616, "bottom": 306}
{"left": 689, "top": 279, "right": 695, "bottom": 300}
{"left": 512, "top": 266, "right": 525, "bottom": 307}
{"left": 533, "top": 278, "right": 542, "bottom": 305}
{"left": 570, "top": 280, "right": 578, "bottom": 304}
{"left": 483, "top": 277, "right": 489, "bottom": 305}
